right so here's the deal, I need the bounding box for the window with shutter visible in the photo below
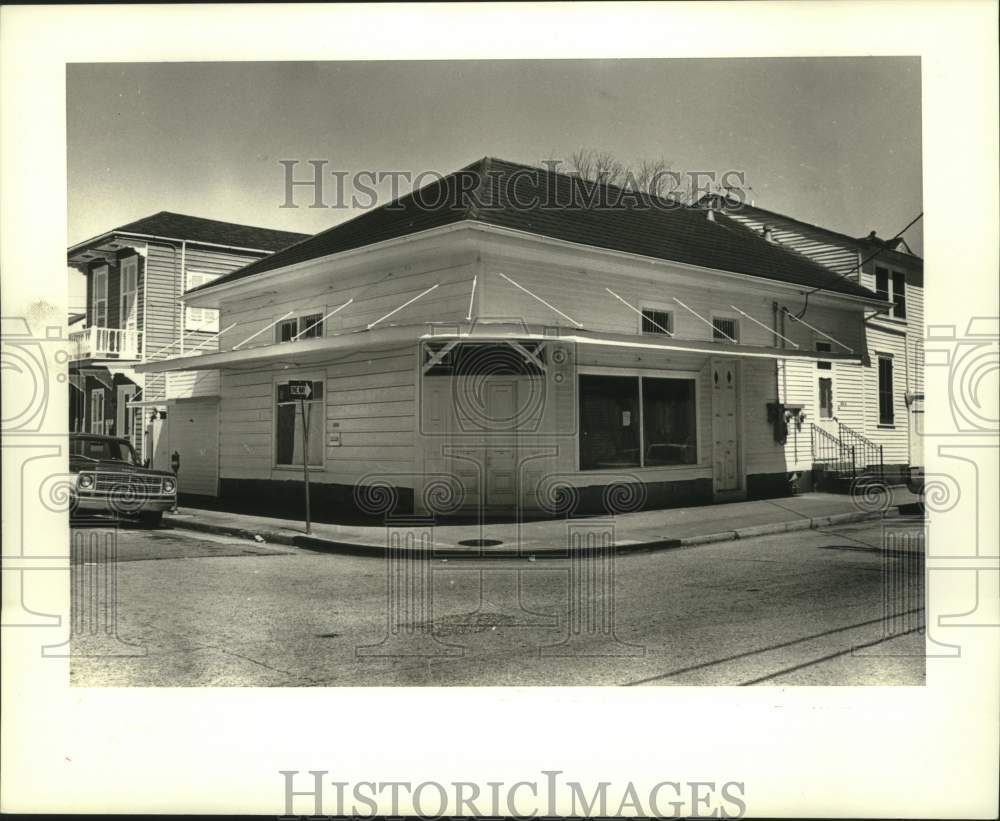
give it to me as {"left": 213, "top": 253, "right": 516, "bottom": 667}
{"left": 875, "top": 267, "right": 890, "bottom": 303}
{"left": 891, "top": 270, "right": 907, "bottom": 318}
{"left": 878, "top": 356, "right": 894, "bottom": 425}
{"left": 185, "top": 272, "right": 220, "bottom": 332}
{"left": 92, "top": 265, "right": 108, "bottom": 326}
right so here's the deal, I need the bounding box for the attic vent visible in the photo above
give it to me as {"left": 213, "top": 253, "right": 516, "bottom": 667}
{"left": 712, "top": 317, "right": 739, "bottom": 343}
{"left": 641, "top": 309, "right": 674, "bottom": 335}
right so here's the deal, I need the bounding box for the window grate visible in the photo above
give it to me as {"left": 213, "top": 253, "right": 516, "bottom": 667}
{"left": 712, "top": 317, "right": 739, "bottom": 342}
{"left": 641, "top": 309, "right": 673, "bottom": 335}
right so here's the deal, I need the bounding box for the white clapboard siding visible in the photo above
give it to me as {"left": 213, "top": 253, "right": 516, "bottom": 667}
{"left": 863, "top": 327, "right": 910, "bottom": 465}
{"left": 742, "top": 358, "right": 787, "bottom": 475}
{"left": 166, "top": 369, "right": 221, "bottom": 399}
{"left": 477, "top": 256, "right": 866, "bottom": 352}
{"left": 217, "top": 254, "right": 478, "bottom": 351}
{"left": 181, "top": 246, "right": 271, "bottom": 352}
{"left": 721, "top": 211, "right": 862, "bottom": 278}
{"left": 218, "top": 344, "right": 418, "bottom": 487}
{"left": 141, "top": 240, "right": 271, "bottom": 401}
{"left": 906, "top": 285, "right": 924, "bottom": 397}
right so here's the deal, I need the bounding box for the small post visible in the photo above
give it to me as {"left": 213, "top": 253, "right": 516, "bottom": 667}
{"left": 288, "top": 380, "right": 313, "bottom": 535}
{"left": 301, "top": 396, "right": 311, "bottom": 535}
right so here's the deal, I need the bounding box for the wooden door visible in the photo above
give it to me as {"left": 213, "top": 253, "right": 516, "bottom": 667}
{"left": 711, "top": 360, "right": 740, "bottom": 492}
{"left": 484, "top": 380, "right": 517, "bottom": 508}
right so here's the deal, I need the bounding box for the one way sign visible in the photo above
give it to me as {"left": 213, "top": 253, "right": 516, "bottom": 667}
{"left": 288, "top": 380, "right": 312, "bottom": 399}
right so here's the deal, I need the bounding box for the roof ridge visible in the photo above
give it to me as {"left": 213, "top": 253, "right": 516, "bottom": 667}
{"left": 466, "top": 156, "right": 490, "bottom": 220}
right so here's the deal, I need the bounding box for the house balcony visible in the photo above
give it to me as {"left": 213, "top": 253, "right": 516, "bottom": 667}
{"left": 69, "top": 326, "right": 143, "bottom": 362}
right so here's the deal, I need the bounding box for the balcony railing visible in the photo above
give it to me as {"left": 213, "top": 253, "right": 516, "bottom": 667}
{"left": 69, "top": 326, "right": 142, "bottom": 361}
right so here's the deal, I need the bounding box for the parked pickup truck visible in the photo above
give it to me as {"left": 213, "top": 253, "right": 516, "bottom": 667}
{"left": 70, "top": 433, "right": 176, "bottom": 527}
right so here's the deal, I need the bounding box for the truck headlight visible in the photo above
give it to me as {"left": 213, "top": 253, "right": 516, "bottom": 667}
{"left": 163, "top": 478, "right": 176, "bottom": 493}
{"left": 78, "top": 473, "right": 94, "bottom": 489}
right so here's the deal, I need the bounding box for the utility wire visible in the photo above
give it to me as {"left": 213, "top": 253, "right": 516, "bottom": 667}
{"left": 793, "top": 211, "right": 923, "bottom": 319}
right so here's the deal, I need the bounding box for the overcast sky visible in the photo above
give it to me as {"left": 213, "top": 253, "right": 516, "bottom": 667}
{"left": 67, "top": 58, "right": 922, "bottom": 310}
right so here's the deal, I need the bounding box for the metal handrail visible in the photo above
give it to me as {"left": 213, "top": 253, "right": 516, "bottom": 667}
{"left": 811, "top": 423, "right": 856, "bottom": 479}
{"left": 838, "top": 422, "right": 885, "bottom": 480}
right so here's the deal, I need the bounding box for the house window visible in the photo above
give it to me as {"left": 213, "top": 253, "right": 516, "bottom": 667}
{"left": 579, "top": 374, "right": 697, "bottom": 470}
{"left": 275, "top": 379, "right": 324, "bottom": 466}
{"left": 185, "top": 272, "right": 220, "bottom": 332}
{"left": 92, "top": 265, "right": 108, "bottom": 326}
{"left": 875, "top": 267, "right": 907, "bottom": 319}
{"left": 891, "top": 270, "right": 907, "bottom": 319}
{"left": 641, "top": 309, "right": 674, "bottom": 335}
{"left": 277, "top": 314, "right": 324, "bottom": 343}
{"left": 819, "top": 377, "right": 833, "bottom": 419}
{"left": 712, "top": 316, "right": 739, "bottom": 342}
{"left": 816, "top": 341, "right": 832, "bottom": 370}
{"left": 878, "top": 356, "right": 894, "bottom": 425}
{"left": 120, "top": 256, "right": 139, "bottom": 330}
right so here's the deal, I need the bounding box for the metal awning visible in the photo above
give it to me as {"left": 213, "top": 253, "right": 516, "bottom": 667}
{"left": 135, "top": 322, "right": 862, "bottom": 375}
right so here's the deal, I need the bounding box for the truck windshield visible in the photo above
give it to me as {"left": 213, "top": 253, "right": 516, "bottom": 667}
{"left": 71, "top": 437, "right": 139, "bottom": 464}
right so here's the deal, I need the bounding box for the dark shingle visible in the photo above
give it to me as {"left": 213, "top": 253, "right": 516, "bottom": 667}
{"left": 190, "top": 158, "right": 879, "bottom": 299}
{"left": 98, "top": 211, "right": 309, "bottom": 253}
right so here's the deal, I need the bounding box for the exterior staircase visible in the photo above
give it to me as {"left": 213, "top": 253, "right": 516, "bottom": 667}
{"left": 810, "top": 422, "right": 886, "bottom": 493}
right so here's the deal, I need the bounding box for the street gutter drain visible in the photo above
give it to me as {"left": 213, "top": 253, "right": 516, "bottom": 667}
{"left": 456, "top": 538, "right": 504, "bottom": 547}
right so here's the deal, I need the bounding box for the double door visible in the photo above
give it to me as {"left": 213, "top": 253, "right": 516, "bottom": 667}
{"left": 423, "top": 376, "right": 521, "bottom": 511}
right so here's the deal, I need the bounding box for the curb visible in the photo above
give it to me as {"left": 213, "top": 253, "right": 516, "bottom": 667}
{"left": 163, "top": 506, "right": 901, "bottom": 559}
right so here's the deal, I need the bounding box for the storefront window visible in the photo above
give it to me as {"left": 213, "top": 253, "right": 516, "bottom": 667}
{"left": 275, "top": 380, "right": 324, "bottom": 466}
{"left": 579, "top": 375, "right": 640, "bottom": 470}
{"left": 580, "top": 374, "right": 697, "bottom": 470}
{"left": 642, "top": 377, "right": 697, "bottom": 465}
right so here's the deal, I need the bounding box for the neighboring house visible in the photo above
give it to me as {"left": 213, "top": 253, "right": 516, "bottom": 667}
{"left": 67, "top": 212, "right": 308, "bottom": 494}
{"left": 138, "top": 158, "right": 889, "bottom": 516}
{"left": 700, "top": 195, "right": 924, "bottom": 481}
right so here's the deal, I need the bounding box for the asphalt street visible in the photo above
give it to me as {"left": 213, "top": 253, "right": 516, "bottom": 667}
{"left": 68, "top": 518, "right": 926, "bottom": 686}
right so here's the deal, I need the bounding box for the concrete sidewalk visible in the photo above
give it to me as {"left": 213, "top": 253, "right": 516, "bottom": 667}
{"left": 162, "top": 488, "right": 921, "bottom": 557}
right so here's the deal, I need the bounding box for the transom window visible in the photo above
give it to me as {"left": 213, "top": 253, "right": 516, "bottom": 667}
{"left": 711, "top": 316, "right": 739, "bottom": 342}
{"left": 275, "top": 379, "right": 324, "bottom": 466}
{"left": 277, "top": 314, "right": 324, "bottom": 342}
{"left": 185, "top": 271, "right": 220, "bottom": 332}
{"left": 641, "top": 309, "right": 674, "bottom": 335}
{"left": 579, "top": 373, "right": 698, "bottom": 470}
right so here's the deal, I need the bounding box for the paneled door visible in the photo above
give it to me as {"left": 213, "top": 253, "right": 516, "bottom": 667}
{"left": 711, "top": 360, "right": 740, "bottom": 492}
{"left": 483, "top": 380, "right": 517, "bottom": 508}
{"left": 422, "top": 375, "right": 520, "bottom": 512}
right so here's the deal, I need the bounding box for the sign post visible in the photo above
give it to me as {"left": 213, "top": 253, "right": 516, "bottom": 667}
{"left": 288, "top": 381, "right": 313, "bottom": 534}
